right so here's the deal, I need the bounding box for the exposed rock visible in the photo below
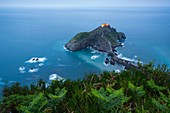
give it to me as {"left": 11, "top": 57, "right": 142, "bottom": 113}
{"left": 105, "top": 58, "right": 110, "bottom": 64}
{"left": 110, "top": 58, "right": 115, "bottom": 65}
{"left": 110, "top": 54, "right": 138, "bottom": 69}
{"left": 65, "top": 24, "right": 126, "bottom": 53}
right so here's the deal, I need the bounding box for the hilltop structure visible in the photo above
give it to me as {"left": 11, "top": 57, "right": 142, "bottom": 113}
{"left": 101, "top": 23, "right": 110, "bottom": 27}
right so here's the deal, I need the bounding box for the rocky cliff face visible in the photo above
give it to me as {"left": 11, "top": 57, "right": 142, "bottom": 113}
{"left": 65, "top": 25, "right": 126, "bottom": 53}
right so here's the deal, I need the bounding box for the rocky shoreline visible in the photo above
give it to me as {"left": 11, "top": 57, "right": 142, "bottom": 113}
{"left": 105, "top": 52, "right": 139, "bottom": 69}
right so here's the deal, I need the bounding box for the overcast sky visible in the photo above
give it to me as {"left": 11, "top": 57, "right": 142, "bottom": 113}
{"left": 0, "top": 0, "right": 170, "bottom": 8}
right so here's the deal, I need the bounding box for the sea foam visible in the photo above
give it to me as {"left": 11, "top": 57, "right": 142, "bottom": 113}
{"left": 134, "top": 55, "right": 138, "bottom": 58}
{"left": 20, "top": 71, "right": 26, "bottom": 74}
{"left": 91, "top": 55, "right": 100, "bottom": 60}
{"left": 25, "top": 57, "right": 47, "bottom": 63}
{"left": 121, "top": 43, "right": 125, "bottom": 47}
{"left": 115, "top": 69, "right": 121, "bottom": 73}
{"left": 117, "top": 53, "right": 136, "bottom": 62}
{"left": 28, "top": 68, "right": 39, "bottom": 73}
{"left": 49, "top": 73, "right": 65, "bottom": 81}
{"left": 117, "top": 53, "right": 143, "bottom": 64}
{"left": 38, "top": 63, "right": 44, "bottom": 67}
{"left": 103, "top": 62, "right": 109, "bottom": 66}
{"left": 19, "top": 66, "right": 26, "bottom": 71}
{"left": 63, "top": 46, "right": 69, "bottom": 51}
{"left": 19, "top": 66, "right": 26, "bottom": 73}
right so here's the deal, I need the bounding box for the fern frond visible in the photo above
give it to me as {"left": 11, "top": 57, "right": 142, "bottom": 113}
{"left": 49, "top": 88, "right": 67, "bottom": 99}
{"left": 147, "top": 79, "right": 167, "bottom": 91}
{"left": 152, "top": 98, "right": 168, "bottom": 111}
{"left": 91, "top": 88, "right": 106, "bottom": 101}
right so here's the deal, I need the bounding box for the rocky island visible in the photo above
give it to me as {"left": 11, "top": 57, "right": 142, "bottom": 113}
{"left": 65, "top": 23, "right": 138, "bottom": 69}
{"left": 65, "top": 23, "right": 126, "bottom": 53}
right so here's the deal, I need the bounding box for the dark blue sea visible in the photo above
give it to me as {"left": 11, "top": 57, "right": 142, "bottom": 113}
{"left": 0, "top": 7, "right": 170, "bottom": 93}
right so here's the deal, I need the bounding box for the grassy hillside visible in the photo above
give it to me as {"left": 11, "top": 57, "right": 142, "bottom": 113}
{"left": 71, "top": 32, "right": 90, "bottom": 41}
{"left": 0, "top": 63, "right": 170, "bottom": 113}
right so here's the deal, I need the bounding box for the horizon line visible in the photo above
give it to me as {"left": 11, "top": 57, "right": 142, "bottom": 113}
{"left": 0, "top": 4, "right": 170, "bottom": 9}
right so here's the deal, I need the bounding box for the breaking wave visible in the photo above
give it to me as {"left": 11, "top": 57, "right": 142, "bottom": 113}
{"left": 63, "top": 46, "right": 69, "bottom": 51}
{"left": 91, "top": 55, "right": 100, "bottom": 60}
{"left": 25, "top": 57, "right": 47, "bottom": 63}
{"left": 49, "top": 73, "right": 65, "bottom": 81}
{"left": 117, "top": 53, "right": 138, "bottom": 63}
{"left": 28, "top": 68, "right": 39, "bottom": 73}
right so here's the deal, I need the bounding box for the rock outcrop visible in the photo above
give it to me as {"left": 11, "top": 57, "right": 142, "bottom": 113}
{"left": 65, "top": 24, "right": 126, "bottom": 53}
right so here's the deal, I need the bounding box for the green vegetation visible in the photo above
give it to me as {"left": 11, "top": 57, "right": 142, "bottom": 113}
{"left": 106, "top": 33, "right": 118, "bottom": 46}
{"left": 71, "top": 32, "right": 90, "bottom": 41}
{"left": 0, "top": 63, "right": 170, "bottom": 113}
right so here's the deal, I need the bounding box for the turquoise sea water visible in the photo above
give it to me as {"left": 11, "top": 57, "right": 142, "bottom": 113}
{"left": 0, "top": 7, "right": 170, "bottom": 91}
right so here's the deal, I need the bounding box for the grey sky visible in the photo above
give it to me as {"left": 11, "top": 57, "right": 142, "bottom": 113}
{"left": 0, "top": 0, "right": 170, "bottom": 7}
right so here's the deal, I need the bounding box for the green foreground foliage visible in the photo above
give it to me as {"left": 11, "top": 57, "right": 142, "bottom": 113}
{"left": 0, "top": 63, "right": 170, "bottom": 113}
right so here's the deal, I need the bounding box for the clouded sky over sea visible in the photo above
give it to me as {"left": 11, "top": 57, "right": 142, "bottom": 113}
{"left": 0, "top": 0, "right": 170, "bottom": 8}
